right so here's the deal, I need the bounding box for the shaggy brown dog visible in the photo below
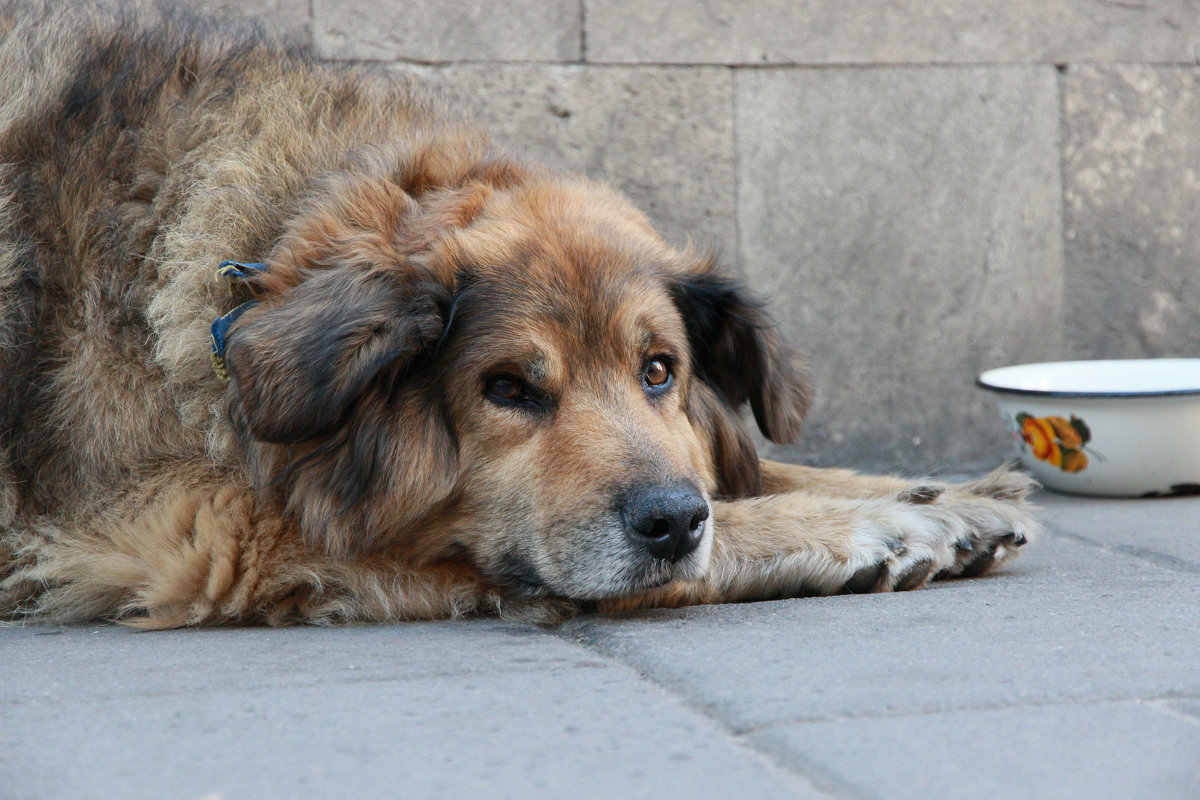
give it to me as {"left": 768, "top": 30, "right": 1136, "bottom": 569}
{"left": 0, "top": 2, "right": 1038, "bottom": 628}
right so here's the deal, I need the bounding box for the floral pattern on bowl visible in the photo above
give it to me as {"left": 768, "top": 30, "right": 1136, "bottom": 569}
{"left": 1015, "top": 413, "right": 1096, "bottom": 473}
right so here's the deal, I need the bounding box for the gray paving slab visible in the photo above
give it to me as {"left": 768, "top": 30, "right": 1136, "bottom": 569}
{"left": 585, "top": 0, "right": 1200, "bottom": 65}
{"left": 1037, "top": 492, "right": 1200, "bottom": 572}
{"left": 313, "top": 0, "right": 581, "bottom": 63}
{"left": 1063, "top": 64, "right": 1200, "bottom": 360}
{"left": 0, "top": 619, "right": 611, "bottom": 703}
{"left": 0, "top": 623, "right": 821, "bottom": 800}
{"left": 562, "top": 532, "right": 1200, "bottom": 731}
{"left": 751, "top": 699, "right": 1200, "bottom": 800}
{"left": 735, "top": 65, "right": 1062, "bottom": 471}
{"left": 416, "top": 64, "right": 736, "bottom": 252}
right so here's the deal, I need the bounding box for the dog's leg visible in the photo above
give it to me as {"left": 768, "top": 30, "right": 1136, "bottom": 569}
{"left": 601, "top": 467, "right": 1039, "bottom": 610}
{"left": 762, "top": 458, "right": 945, "bottom": 498}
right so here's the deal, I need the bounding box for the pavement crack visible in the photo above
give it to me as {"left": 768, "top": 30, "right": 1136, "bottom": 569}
{"left": 736, "top": 691, "right": 1200, "bottom": 734}
{"left": 1047, "top": 526, "right": 1200, "bottom": 575}
{"left": 546, "top": 622, "right": 855, "bottom": 799}
{"left": 1144, "top": 698, "right": 1200, "bottom": 729}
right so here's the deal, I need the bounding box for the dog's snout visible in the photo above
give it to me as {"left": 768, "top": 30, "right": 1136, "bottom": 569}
{"left": 622, "top": 484, "right": 709, "bottom": 562}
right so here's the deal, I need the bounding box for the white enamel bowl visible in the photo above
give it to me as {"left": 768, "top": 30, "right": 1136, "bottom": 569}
{"left": 977, "top": 359, "right": 1200, "bottom": 496}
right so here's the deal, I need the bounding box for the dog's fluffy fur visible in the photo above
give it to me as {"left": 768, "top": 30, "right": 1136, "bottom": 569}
{"left": 0, "top": 2, "right": 1039, "bottom": 628}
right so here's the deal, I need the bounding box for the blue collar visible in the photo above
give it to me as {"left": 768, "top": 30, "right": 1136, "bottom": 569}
{"left": 210, "top": 261, "right": 268, "bottom": 382}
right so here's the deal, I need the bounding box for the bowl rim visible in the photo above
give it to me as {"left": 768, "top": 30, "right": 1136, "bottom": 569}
{"left": 977, "top": 358, "right": 1200, "bottom": 399}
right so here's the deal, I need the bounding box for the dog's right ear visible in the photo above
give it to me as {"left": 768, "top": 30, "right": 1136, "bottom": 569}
{"left": 225, "top": 268, "right": 448, "bottom": 445}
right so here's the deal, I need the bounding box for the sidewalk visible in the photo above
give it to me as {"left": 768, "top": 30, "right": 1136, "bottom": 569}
{"left": 3, "top": 491, "right": 1199, "bottom": 799}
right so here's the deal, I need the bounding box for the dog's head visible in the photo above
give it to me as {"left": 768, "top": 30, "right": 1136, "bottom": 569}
{"left": 223, "top": 155, "right": 809, "bottom": 601}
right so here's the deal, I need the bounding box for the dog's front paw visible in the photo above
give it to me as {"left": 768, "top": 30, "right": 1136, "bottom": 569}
{"left": 933, "top": 467, "right": 1040, "bottom": 580}
{"left": 839, "top": 468, "right": 1040, "bottom": 593}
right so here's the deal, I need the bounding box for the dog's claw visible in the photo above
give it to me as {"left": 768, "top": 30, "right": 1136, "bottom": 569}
{"left": 887, "top": 538, "right": 907, "bottom": 555}
{"left": 844, "top": 561, "right": 887, "bottom": 594}
{"left": 955, "top": 536, "right": 973, "bottom": 552}
{"left": 960, "top": 550, "right": 997, "bottom": 578}
{"left": 999, "top": 531, "right": 1029, "bottom": 547}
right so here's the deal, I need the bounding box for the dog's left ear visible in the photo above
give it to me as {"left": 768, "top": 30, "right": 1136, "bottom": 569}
{"left": 670, "top": 265, "right": 811, "bottom": 443}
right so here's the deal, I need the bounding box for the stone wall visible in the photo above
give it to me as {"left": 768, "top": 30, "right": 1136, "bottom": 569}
{"left": 184, "top": 0, "right": 1200, "bottom": 472}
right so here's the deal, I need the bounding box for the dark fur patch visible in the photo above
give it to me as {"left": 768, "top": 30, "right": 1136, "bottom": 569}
{"left": 0, "top": 240, "right": 47, "bottom": 497}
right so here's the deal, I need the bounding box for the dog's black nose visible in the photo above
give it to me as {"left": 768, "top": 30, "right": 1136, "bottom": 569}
{"left": 621, "top": 484, "right": 710, "bottom": 562}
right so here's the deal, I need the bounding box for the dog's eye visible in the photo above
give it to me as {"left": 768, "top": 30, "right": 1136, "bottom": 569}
{"left": 485, "top": 373, "right": 545, "bottom": 410}
{"left": 486, "top": 375, "right": 525, "bottom": 401}
{"left": 643, "top": 358, "right": 673, "bottom": 393}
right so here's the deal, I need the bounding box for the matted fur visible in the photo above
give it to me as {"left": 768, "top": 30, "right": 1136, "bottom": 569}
{"left": 0, "top": 1, "right": 1040, "bottom": 628}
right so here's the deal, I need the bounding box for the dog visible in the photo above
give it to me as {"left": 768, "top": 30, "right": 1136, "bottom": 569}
{"left": 0, "top": 1, "right": 1038, "bottom": 628}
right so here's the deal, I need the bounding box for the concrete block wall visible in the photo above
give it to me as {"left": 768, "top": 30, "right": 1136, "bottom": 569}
{"left": 182, "top": 0, "right": 1200, "bottom": 473}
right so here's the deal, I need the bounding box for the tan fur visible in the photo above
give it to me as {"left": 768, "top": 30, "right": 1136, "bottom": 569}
{"left": 0, "top": 2, "right": 1040, "bottom": 628}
